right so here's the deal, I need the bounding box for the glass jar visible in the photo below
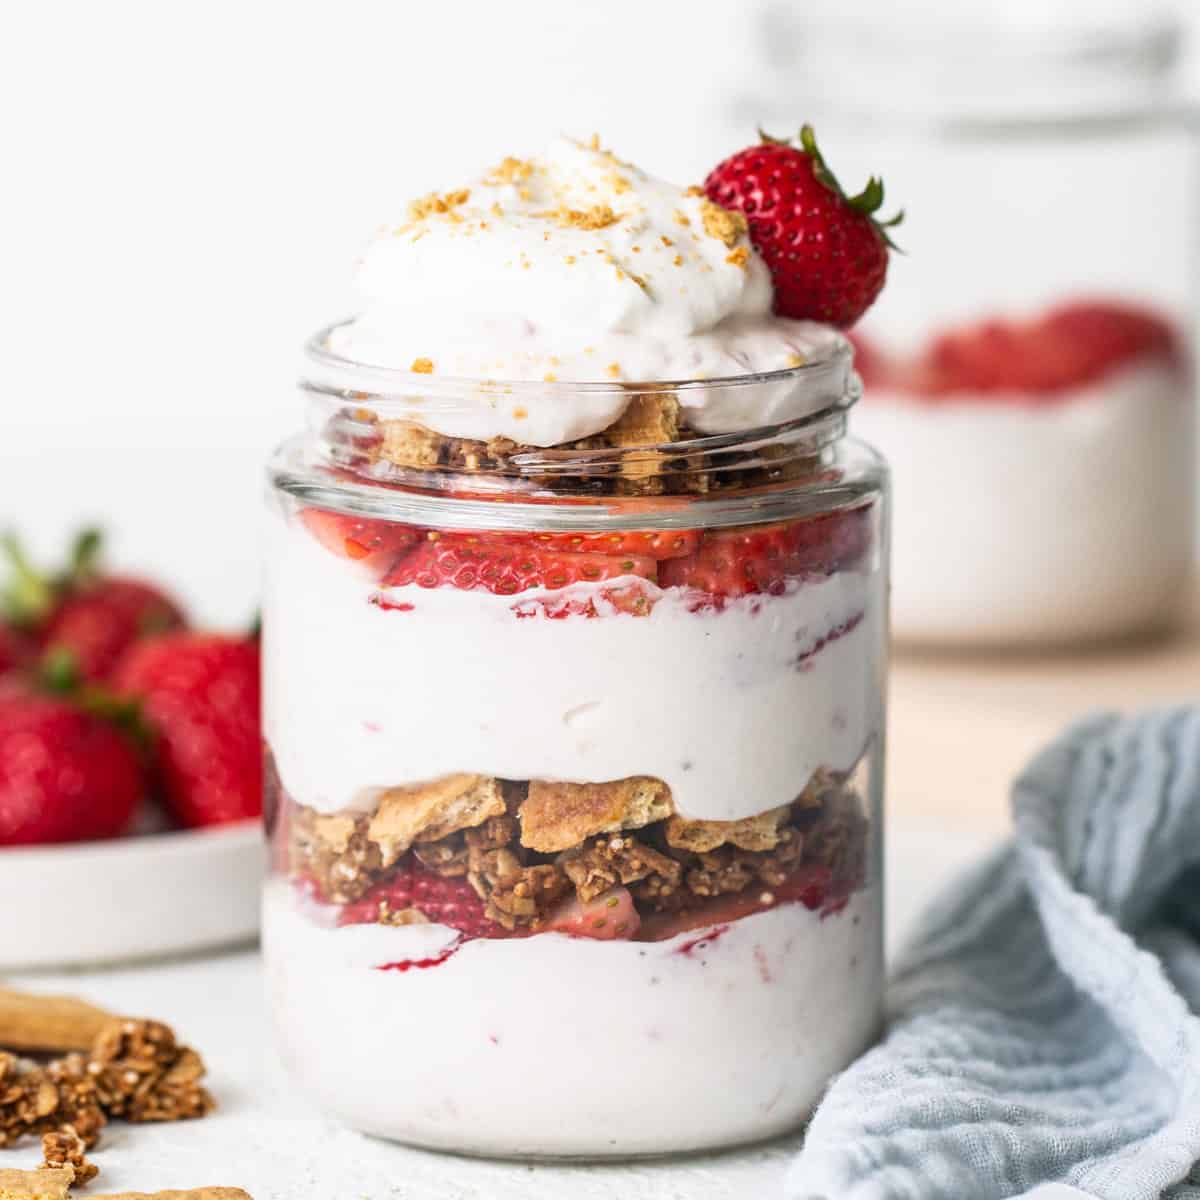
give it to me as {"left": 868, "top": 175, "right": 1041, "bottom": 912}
{"left": 747, "top": 0, "right": 1198, "bottom": 647}
{"left": 261, "top": 329, "right": 888, "bottom": 1158}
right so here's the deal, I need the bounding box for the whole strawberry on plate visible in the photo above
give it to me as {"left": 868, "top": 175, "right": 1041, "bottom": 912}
{"left": 0, "top": 685, "right": 145, "bottom": 846}
{"left": 114, "top": 632, "right": 261, "bottom": 828}
{"left": 2, "top": 529, "right": 186, "bottom": 683}
{"left": 704, "top": 125, "right": 901, "bottom": 328}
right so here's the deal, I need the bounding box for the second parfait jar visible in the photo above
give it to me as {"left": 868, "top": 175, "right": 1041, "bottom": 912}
{"left": 262, "top": 330, "right": 888, "bottom": 1158}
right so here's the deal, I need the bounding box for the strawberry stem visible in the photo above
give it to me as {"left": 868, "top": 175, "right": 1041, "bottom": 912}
{"left": 64, "top": 528, "right": 103, "bottom": 588}
{"left": 1, "top": 531, "right": 55, "bottom": 628}
{"left": 777, "top": 124, "right": 905, "bottom": 252}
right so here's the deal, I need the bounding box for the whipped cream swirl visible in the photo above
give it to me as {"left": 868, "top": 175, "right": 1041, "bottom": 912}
{"left": 322, "top": 136, "right": 843, "bottom": 445}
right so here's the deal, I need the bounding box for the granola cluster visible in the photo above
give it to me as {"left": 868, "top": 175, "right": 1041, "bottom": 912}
{"left": 41, "top": 1126, "right": 97, "bottom": 1184}
{"left": 328, "top": 393, "right": 815, "bottom": 498}
{"left": 0, "top": 1019, "right": 212, "bottom": 1155}
{"left": 288, "top": 767, "right": 868, "bottom": 936}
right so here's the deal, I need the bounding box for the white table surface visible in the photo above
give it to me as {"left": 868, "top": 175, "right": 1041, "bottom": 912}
{"left": 6, "top": 824, "right": 990, "bottom": 1199}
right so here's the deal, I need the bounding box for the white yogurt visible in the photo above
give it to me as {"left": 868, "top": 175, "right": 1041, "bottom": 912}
{"left": 855, "top": 360, "right": 1194, "bottom": 645}
{"left": 263, "top": 509, "right": 884, "bottom": 819}
{"left": 263, "top": 878, "right": 882, "bottom": 1157}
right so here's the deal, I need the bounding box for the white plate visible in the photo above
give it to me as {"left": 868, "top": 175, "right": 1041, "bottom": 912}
{"left": 0, "top": 822, "right": 265, "bottom": 970}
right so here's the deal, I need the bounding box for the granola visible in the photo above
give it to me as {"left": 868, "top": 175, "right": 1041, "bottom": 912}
{"left": 285, "top": 766, "right": 868, "bottom": 936}
{"left": 41, "top": 1127, "right": 97, "bottom": 1184}
{"left": 88, "top": 1021, "right": 213, "bottom": 1124}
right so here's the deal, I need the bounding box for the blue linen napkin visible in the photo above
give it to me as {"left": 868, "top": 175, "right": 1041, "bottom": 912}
{"left": 789, "top": 706, "right": 1200, "bottom": 1200}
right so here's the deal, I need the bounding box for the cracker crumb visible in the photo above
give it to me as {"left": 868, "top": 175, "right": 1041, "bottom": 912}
{"left": 786, "top": 353, "right": 806, "bottom": 368}
{"left": 660, "top": 234, "right": 674, "bottom": 247}
{"left": 605, "top": 363, "right": 621, "bottom": 378}
{"left": 701, "top": 199, "right": 748, "bottom": 248}
{"left": 408, "top": 189, "right": 471, "bottom": 221}
{"left": 537, "top": 204, "right": 618, "bottom": 231}
{"left": 725, "top": 245, "right": 750, "bottom": 268}
{"left": 673, "top": 253, "right": 684, "bottom": 267}
{"left": 483, "top": 157, "right": 534, "bottom": 186}
{"left": 609, "top": 173, "right": 631, "bottom": 194}
{"left": 543, "top": 373, "right": 558, "bottom": 382}
{"left": 513, "top": 406, "right": 529, "bottom": 419}
{"left": 672, "top": 209, "right": 691, "bottom": 227}
{"left": 410, "top": 358, "right": 435, "bottom": 374}
{"left": 564, "top": 255, "right": 577, "bottom": 265}
{"left": 685, "top": 184, "right": 704, "bottom": 196}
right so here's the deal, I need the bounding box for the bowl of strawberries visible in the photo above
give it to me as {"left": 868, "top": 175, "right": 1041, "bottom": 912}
{"left": 0, "top": 529, "right": 263, "bottom": 967}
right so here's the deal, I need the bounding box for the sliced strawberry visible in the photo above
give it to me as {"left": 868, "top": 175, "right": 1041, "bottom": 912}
{"left": 300, "top": 509, "right": 422, "bottom": 574}
{"left": 638, "top": 864, "right": 837, "bottom": 943}
{"left": 492, "top": 529, "right": 702, "bottom": 561}
{"left": 543, "top": 886, "right": 640, "bottom": 940}
{"left": 339, "top": 863, "right": 507, "bottom": 939}
{"left": 381, "top": 536, "right": 657, "bottom": 597}
{"left": 659, "top": 509, "right": 870, "bottom": 603}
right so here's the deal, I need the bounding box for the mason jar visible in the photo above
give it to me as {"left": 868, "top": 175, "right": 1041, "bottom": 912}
{"left": 748, "top": 0, "right": 1198, "bottom": 646}
{"left": 261, "top": 328, "right": 888, "bottom": 1158}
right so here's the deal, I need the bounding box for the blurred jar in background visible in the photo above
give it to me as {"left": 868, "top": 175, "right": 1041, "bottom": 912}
{"left": 749, "top": 0, "right": 1198, "bottom": 647}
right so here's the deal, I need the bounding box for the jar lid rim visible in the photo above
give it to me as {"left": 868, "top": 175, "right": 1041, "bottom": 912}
{"left": 303, "top": 322, "right": 853, "bottom": 399}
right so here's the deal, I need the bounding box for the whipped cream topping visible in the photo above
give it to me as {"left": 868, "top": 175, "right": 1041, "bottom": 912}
{"left": 320, "top": 136, "right": 844, "bottom": 446}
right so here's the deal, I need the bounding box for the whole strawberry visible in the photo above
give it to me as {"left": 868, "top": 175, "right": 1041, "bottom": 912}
{"left": 704, "top": 126, "right": 901, "bottom": 328}
{"left": 0, "top": 625, "right": 33, "bottom": 677}
{"left": 0, "top": 690, "right": 144, "bottom": 845}
{"left": 114, "top": 633, "right": 261, "bottom": 828}
{"left": 2, "top": 530, "right": 186, "bottom": 683}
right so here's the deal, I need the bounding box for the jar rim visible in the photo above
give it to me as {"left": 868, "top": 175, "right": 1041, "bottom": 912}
{"left": 303, "top": 320, "right": 854, "bottom": 400}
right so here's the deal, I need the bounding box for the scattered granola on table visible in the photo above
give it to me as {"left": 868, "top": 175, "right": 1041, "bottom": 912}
{"left": 0, "top": 1006, "right": 213, "bottom": 1156}
{"left": 87, "top": 1022, "right": 212, "bottom": 1124}
{"left": 40, "top": 1128, "right": 96, "bottom": 1185}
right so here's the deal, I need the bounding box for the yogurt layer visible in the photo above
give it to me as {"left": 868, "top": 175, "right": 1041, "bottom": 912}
{"left": 263, "top": 879, "right": 882, "bottom": 1156}
{"left": 263, "top": 509, "right": 884, "bottom": 820}
{"left": 321, "top": 135, "right": 843, "bottom": 445}
{"left": 856, "top": 360, "right": 1194, "bottom": 644}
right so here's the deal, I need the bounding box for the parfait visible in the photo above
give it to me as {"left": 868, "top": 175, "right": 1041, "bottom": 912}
{"left": 263, "top": 131, "right": 893, "bottom": 1157}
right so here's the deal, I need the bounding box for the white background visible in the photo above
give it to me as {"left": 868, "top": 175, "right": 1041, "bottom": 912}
{"left": 2, "top": 0, "right": 1197, "bottom": 625}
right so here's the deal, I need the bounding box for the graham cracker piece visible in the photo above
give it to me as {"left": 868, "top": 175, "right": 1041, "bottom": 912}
{"left": 605, "top": 394, "right": 680, "bottom": 447}
{"left": 376, "top": 420, "right": 443, "bottom": 469}
{"left": 89, "top": 1192, "right": 252, "bottom": 1200}
{"left": 368, "top": 775, "right": 506, "bottom": 867}
{"left": 0, "top": 991, "right": 114, "bottom": 1055}
{"left": 0, "top": 1166, "right": 74, "bottom": 1200}
{"left": 604, "top": 394, "right": 681, "bottom": 494}
{"left": 520, "top": 778, "right": 674, "bottom": 854}
{"left": 664, "top": 806, "right": 792, "bottom": 854}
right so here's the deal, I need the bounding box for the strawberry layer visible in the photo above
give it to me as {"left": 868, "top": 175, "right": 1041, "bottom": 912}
{"left": 262, "top": 878, "right": 882, "bottom": 1156}
{"left": 263, "top": 506, "right": 884, "bottom": 820}
{"left": 856, "top": 359, "right": 1193, "bottom": 644}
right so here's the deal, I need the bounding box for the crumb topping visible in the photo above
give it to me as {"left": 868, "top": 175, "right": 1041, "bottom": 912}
{"left": 483, "top": 156, "right": 535, "bottom": 186}
{"left": 408, "top": 189, "right": 471, "bottom": 222}
{"left": 410, "top": 358, "right": 435, "bottom": 374}
{"left": 536, "top": 204, "right": 618, "bottom": 231}
{"left": 701, "top": 199, "right": 748, "bottom": 249}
